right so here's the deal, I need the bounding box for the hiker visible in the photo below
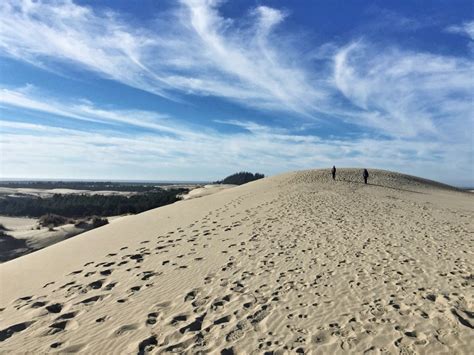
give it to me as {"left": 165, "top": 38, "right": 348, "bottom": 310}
{"left": 363, "top": 169, "right": 369, "bottom": 184}
{"left": 331, "top": 166, "right": 336, "bottom": 180}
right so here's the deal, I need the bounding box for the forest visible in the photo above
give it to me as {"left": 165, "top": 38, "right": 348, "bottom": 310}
{"left": 0, "top": 188, "right": 188, "bottom": 218}
{"left": 0, "top": 180, "right": 177, "bottom": 192}
{"left": 216, "top": 172, "right": 265, "bottom": 185}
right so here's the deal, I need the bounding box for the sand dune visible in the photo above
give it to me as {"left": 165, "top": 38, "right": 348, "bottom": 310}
{"left": 0, "top": 169, "right": 472, "bottom": 354}
{"left": 181, "top": 184, "right": 236, "bottom": 200}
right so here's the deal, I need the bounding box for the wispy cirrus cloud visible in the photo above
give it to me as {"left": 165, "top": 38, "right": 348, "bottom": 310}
{"left": 1, "top": 0, "right": 471, "bottom": 138}
{"left": 445, "top": 20, "right": 474, "bottom": 40}
{"left": 173, "top": 0, "right": 328, "bottom": 115}
{"left": 0, "top": 0, "right": 327, "bottom": 115}
{"left": 333, "top": 42, "right": 474, "bottom": 138}
{"left": 0, "top": 85, "right": 194, "bottom": 136}
{"left": 0, "top": 0, "right": 175, "bottom": 97}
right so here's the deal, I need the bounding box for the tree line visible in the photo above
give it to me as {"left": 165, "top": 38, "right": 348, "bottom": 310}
{"left": 0, "top": 188, "right": 188, "bottom": 218}
{"left": 0, "top": 181, "right": 174, "bottom": 192}
{"left": 216, "top": 172, "right": 265, "bottom": 185}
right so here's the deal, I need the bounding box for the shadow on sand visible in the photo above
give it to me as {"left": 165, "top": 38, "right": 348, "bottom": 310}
{"left": 0, "top": 233, "right": 32, "bottom": 262}
{"left": 338, "top": 178, "right": 425, "bottom": 194}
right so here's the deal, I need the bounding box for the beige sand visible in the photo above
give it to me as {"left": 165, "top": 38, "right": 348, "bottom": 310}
{"left": 0, "top": 216, "right": 38, "bottom": 234}
{"left": 181, "top": 184, "right": 236, "bottom": 200}
{"left": 0, "top": 216, "right": 85, "bottom": 262}
{"left": 0, "top": 215, "right": 130, "bottom": 263}
{"left": 0, "top": 169, "right": 472, "bottom": 354}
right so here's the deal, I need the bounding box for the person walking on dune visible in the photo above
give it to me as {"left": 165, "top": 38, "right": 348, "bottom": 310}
{"left": 363, "top": 169, "right": 369, "bottom": 184}
{"left": 331, "top": 166, "right": 336, "bottom": 180}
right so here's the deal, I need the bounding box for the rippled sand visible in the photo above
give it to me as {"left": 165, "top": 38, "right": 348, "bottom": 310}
{"left": 1, "top": 169, "right": 472, "bottom": 354}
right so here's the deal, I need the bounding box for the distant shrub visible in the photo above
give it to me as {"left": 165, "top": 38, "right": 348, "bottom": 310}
{"left": 74, "top": 220, "right": 89, "bottom": 229}
{"left": 39, "top": 214, "right": 71, "bottom": 227}
{"left": 73, "top": 216, "right": 108, "bottom": 230}
{"left": 91, "top": 216, "right": 108, "bottom": 228}
{"left": 216, "top": 172, "right": 265, "bottom": 185}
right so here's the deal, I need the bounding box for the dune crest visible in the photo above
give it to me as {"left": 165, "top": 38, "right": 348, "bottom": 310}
{"left": 0, "top": 169, "right": 472, "bottom": 354}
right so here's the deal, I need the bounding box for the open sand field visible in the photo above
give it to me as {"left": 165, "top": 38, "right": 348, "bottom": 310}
{"left": 0, "top": 184, "right": 201, "bottom": 199}
{"left": 0, "top": 187, "right": 137, "bottom": 199}
{"left": 0, "top": 169, "right": 472, "bottom": 354}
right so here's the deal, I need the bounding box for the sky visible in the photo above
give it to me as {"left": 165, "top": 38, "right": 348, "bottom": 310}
{"left": 0, "top": 0, "right": 473, "bottom": 186}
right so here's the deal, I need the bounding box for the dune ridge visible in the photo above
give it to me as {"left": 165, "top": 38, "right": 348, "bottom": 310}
{"left": 0, "top": 169, "right": 472, "bottom": 354}
{"left": 286, "top": 168, "right": 462, "bottom": 191}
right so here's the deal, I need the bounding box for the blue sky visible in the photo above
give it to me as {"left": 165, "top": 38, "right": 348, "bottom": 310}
{"left": 0, "top": 0, "right": 473, "bottom": 185}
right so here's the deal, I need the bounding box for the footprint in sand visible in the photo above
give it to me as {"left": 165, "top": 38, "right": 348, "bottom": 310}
{"left": 137, "top": 335, "right": 158, "bottom": 355}
{"left": 113, "top": 323, "right": 139, "bottom": 336}
{"left": 0, "top": 321, "right": 35, "bottom": 342}
{"left": 45, "top": 303, "right": 63, "bottom": 313}
{"left": 146, "top": 312, "right": 159, "bottom": 326}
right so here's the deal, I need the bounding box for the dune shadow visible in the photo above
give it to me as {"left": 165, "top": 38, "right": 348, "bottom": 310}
{"left": 0, "top": 233, "right": 33, "bottom": 263}
{"left": 338, "top": 178, "right": 425, "bottom": 194}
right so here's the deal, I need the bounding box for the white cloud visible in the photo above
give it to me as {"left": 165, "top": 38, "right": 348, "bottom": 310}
{"left": 333, "top": 42, "right": 474, "bottom": 139}
{"left": 0, "top": 85, "right": 200, "bottom": 137}
{"left": 1, "top": 111, "right": 472, "bottom": 185}
{"left": 446, "top": 20, "right": 474, "bottom": 40}
{"left": 2, "top": 1, "right": 470, "bottom": 137}
{"left": 1, "top": 1, "right": 471, "bottom": 140}
{"left": 0, "top": 85, "right": 92, "bottom": 121}
{"left": 0, "top": 0, "right": 176, "bottom": 97}
{"left": 0, "top": 0, "right": 326, "bottom": 115}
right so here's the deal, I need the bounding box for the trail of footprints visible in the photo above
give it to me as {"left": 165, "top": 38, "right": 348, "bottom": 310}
{"left": 0, "top": 194, "right": 254, "bottom": 351}
{"left": 0, "top": 189, "right": 472, "bottom": 353}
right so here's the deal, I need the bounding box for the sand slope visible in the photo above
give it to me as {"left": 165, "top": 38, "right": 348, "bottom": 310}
{"left": 181, "top": 184, "right": 236, "bottom": 200}
{"left": 0, "top": 169, "right": 472, "bottom": 354}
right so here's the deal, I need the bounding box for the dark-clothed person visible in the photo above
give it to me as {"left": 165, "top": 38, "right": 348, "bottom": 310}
{"left": 331, "top": 166, "right": 336, "bottom": 180}
{"left": 363, "top": 169, "right": 369, "bottom": 184}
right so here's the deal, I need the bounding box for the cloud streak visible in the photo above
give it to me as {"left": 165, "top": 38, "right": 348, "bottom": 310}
{"left": 0, "top": 0, "right": 328, "bottom": 115}
{"left": 446, "top": 20, "right": 474, "bottom": 40}
{"left": 0, "top": 0, "right": 177, "bottom": 98}
{"left": 0, "top": 85, "right": 198, "bottom": 137}
{"left": 333, "top": 42, "right": 474, "bottom": 138}
{"left": 1, "top": 94, "right": 472, "bottom": 185}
